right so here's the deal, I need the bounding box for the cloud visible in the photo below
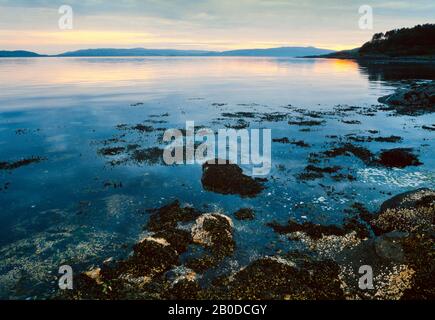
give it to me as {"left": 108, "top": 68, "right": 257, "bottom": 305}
{"left": 0, "top": 0, "right": 433, "bottom": 53}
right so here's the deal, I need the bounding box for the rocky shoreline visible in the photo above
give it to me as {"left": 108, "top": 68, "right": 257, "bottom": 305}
{"left": 65, "top": 187, "right": 434, "bottom": 300}
{"left": 378, "top": 81, "right": 435, "bottom": 115}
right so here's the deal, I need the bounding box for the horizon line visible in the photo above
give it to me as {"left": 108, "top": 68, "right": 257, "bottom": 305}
{"left": 0, "top": 45, "right": 342, "bottom": 57}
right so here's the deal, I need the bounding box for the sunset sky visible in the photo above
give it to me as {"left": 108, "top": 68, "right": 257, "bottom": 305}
{"left": 0, "top": 0, "right": 433, "bottom": 54}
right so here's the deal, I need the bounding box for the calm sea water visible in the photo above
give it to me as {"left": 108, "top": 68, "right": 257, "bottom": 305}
{"left": 0, "top": 57, "right": 434, "bottom": 298}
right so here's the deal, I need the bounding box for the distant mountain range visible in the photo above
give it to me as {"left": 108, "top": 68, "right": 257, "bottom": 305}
{"left": 0, "top": 46, "right": 334, "bottom": 58}
{"left": 0, "top": 50, "right": 45, "bottom": 57}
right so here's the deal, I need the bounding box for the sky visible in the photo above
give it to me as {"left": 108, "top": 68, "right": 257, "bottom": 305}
{"left": 0, "top": 0, "right": 433, "bottom": 54}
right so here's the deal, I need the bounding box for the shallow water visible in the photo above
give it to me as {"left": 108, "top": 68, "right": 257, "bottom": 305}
{"left": 0, "top": 57, "right": 434, "bottom": 299}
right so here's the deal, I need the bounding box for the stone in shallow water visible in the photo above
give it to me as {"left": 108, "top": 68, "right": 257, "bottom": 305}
{"left": 233, "top": 208, "right": 255, "bottom": 221}
{"left": 201, "top": 159, "right": 266, "bottom": 197}
{"left": 377, "top": 148, "right": 422, "bottom": 168}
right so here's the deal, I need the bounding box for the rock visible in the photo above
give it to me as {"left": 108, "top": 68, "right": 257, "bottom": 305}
{"left": 371, "top": 189, "right": 434, "bottom": 235}
{"left": 83, "top": 268, "right": 103, "bottom": 285}
{"left": 378, "top": 81, "right": 435, "bottom": 115}
{"left": 400, "top": 234, "right": 435, "bottom": 299}
{"left": 220, "top": 255, "right": 344, "bottom": 300}
{"left": 128, "top": 237, "right": 179, "bottom": 276}
{"left": 234, "top": 208, "right": 255, "bottom": 221}
{"left": 162, "top": 267, "right": 200, "bottom": 299}
{"left": 0, "top": 156, "right": 45, "bottom": 171}
{"left": 268, "top": 220, "right": 346, "bottom": 239}
{"left": 377, "top": 148, "right": 422, "bottom": 168}
{"left": 164, "top": 277, "right": 201, "bottom": 300}
{"left": 322, "top": 143, "right": 374, "bottom": 164}
{"left": 201, "top": 159, "right": 266, "bottom": 197}
{"left": 146, "top": 200, "right": 200, "bottom": 253}
{"left": 191, "top": 213, "right": 235, "bottom": 258}
{"left": 374, "top": 231, "right": 408, "bottom": 262}
{"left": 147, "top": 200, "right": 200, "bottom": 232}
{"left": 380, "top": 188, "right": 435, "bottom": 212}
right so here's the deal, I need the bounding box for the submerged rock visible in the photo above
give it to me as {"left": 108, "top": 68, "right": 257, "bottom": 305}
{"left": 0, "top": 156, "right": 45, "bottom": 170}
{"left": 322, "top": 143, "right": 374, "bottom": 164}
{"left": 234, "top": 208, "right": 255, "bottom": 221}
{"left": 268, "top": 220, "right": 347, "bottom": 239}
{"left": 131, "top": 147, "right": 164, "bottom": 165}
{"left": 377, "top": 148, "right": 422, "bottom": 168}
{"left": 146, "top": 200, "right": 200, "bottom": 252}
{"left": 288, "top": 119, "right": 325, "bottom": 126}
{"left": 147, "top": 200, "right": 200, "bottom": 233}
{"left": 268, "top": 218, "right": 369, "bottom": 240}
{"left": 378, "top": 81, "right": 435, "bottom": 115}
{"left": 201, "top": 159, "right": 266, "bottom": 197}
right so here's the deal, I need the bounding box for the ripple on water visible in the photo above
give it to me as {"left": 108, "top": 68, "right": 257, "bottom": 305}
{"left": 357, "top": 168, "right": 434, "bottom": 188}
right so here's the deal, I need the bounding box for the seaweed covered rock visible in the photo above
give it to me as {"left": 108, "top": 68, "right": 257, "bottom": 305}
{"left": 268, "top": 218, "right": 369, "bottom": 240}
{"left": 220, "top": 255, "right": 344, "bottom": 300}
{"left": 377, "top": 148, "right": 422, "bottom": 168}
{"left": 71, "top": 236, "right": 181, "bottom": 300}
{"left": 378, "top": 81, "right": 435, "bottom": 115}
{"left": 360, "top": 189, "right": 435, "bottom": 299}
{"left": 380, "top": 188, "right": 435, "bottom": 213}
{"left": 128, "top": 237, "right": 179, "bottom": 276}
{"left": 374, "top": 231, "right": 407, "bottom": 262}
{"left": 162, "top": 267, "right": 201, "bottom": 300}
{"left": 400, "top": 234, "right": 434, "bottom": 299}
{"left": 147, "top": 200, "right": 200, "bottom": 232}
{"left": 191, "top": 213, "right": 235, "bottom": 258}
{"left": 146, "top": 200, "right": 200, "bottom": 252}
{"left": 201, "top": 159, "right": 266, "bottom": 197}
{"left": 234, "top": 208, "right": 255, "bottom": 220}
{"left": 322, "top": 143, "right": 374, "bottom": 164}
{"left": 371, "top": 189, "right": 434, "bottom": 234}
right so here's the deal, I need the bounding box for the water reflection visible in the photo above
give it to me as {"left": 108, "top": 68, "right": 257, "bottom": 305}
{"left": 0, "top": 57, "right": 434, "bottom": 299}
{"left": 356, "top": 59, "right": 435, "bottom": 82}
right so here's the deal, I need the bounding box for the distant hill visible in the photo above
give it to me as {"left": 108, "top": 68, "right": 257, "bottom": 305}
{"left": 359, "top": 24, "right": 435, "bottom": 57}
{"left": 58, "top": 48, "right": 214, "bottom": 57}
{"left": 0, "top": 50, "right": 42, "bottom": 57}
{"left": 213, "top": 47, "right": 334, "bottom": 57}
{"left": 57, "top": 46, "right": 334, "bottom": 57}
{"left": 308, "top": 24, "right": 435, "bottom": 60}
{"left": 0, "top": 47, "right": 335, "bottom": 58}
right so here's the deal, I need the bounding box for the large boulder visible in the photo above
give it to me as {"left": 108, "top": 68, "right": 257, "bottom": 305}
{"left": 146, "top": 200, "right": 200, "bottom": 252}
{"left": 191, "top": 213, "right": 235, "bottom": 258}
{"left": 371, "top": 189, "right": 434, "bottom": 235}
{"left": 128, "top": 237, "right": 179, "bottom": 276}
